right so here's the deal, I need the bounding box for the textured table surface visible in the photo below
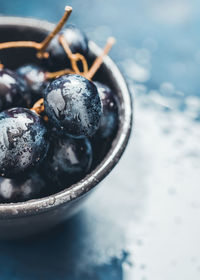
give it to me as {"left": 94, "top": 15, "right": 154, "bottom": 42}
{"left": 0, "top": 0, "right": 200, "bottom": 279}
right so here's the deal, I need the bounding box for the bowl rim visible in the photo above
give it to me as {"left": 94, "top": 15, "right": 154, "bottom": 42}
{"left": 0, "top": 16, "right": 132, "bottom": 218}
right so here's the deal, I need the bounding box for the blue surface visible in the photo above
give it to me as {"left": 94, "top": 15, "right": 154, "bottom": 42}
{"left": 0, "top": 0, "right": 200, "bottom": 279}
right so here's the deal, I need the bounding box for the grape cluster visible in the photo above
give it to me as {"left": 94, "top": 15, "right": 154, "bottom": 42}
{"left": 0, "top": 8, "right": 118, "bottom": 203}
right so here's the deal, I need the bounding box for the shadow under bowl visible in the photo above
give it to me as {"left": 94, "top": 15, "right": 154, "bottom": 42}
{"left": 0, "top": 17, "right": 132, "bottom": 239}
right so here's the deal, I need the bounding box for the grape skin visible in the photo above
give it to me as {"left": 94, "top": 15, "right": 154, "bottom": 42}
{"left": 43, "top": 74, "right": 102, "bottom": 138}
{"left": 17, "top": 64, "right": 47, "bottom": 103}
{"left": 0, "top": 68, "right": 30, "bottom": 111}
{"left": 0, "top": 171, "right": 46, "bottom": 203}
{"left": 0, "top": 108, "right": 49, "bottom": 178}
{"left": 42, "top": 135, "right": 92, "bottom": 189}
{"left": 94, "top": 81, "right": 118, "bottom": 139}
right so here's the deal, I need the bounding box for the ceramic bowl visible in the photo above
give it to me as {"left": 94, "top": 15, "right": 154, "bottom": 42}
{"left": 0, "top": 17, "right": 132, "bottom": 239}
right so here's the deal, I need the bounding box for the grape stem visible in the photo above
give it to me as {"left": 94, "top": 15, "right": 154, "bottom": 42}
{"left": 44, "top": 37, "right": 115, "bottom": 81}
{"left": 31, "top": 98, "right": 44, "bottom": 114}
{"left": 37, "top": 6, "right": 72, "bottom": 58}
{"left": 0, "top": 6, "right": 72, "bottom": 59}
{"left": 0, "top": 41, "right": 41, "bottom": 50}
{"left": 59, "top": 35, "right": 88, "bottom": 74}
{"left": 85, "top": 37, "right": 116, "bottom": 80}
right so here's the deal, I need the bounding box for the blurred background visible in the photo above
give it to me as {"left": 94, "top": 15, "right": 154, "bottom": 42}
{"left": 0, "top": 0, "right": 200, "bottom": 279}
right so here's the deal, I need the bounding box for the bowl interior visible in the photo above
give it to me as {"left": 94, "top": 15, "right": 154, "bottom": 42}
{"left": 0, "top": 17, "right": 132, "bottom": 216}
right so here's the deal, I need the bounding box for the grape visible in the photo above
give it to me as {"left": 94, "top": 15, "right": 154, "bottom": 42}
{"left": 42, "top": 135, "right": 92, "bottom": 189}
{"left": 91, "top": 82, "right": 119, "bottom": 167}
{"left": 16, "top": 64, "right": 47, "bottom": 103}
{"left": 0, "top": 171, "right": 46, "bottom": 203}
{"left": 94, "top": 81, "right": 118, "bottom": 139}
{"left": 0, "top": 107, "right": 49, "bottom": 178}
{"left": 43, "top": 74, "right": 102, "bottom": 138}
{"left": 0, "top": 68, "right": 30, "bottom": 111}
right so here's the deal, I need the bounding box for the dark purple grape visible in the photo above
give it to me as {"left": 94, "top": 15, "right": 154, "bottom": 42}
{"left": 91, "top": 82, "right": 119, "bottom": 167}
{"left": 43, "top": 25, "right": 88, "bottom": 71}
{"left": 16, "top": 64, "right": 47, "bottom": 102}
{"left": 94, "top": 81, "right": 118, "bottom": 139}
{"left": 0, "top": 68, "right": 30, "bottom": 111}
{"left": 0, "top": 108, "right": 49, "bottom": 178}
{"left": 42, "top": 135, "right": 92, "bottom": 189}
{"left": 43, "top": 74, "right": 102, "bottom": 138}
{"left": 0, "top": 171, "right": 47, "bottom": 203}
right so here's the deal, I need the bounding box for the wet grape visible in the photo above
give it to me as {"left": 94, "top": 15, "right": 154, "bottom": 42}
{"left": 0, "top": 107, "right": 49, "bottom": 178}
{"left": 0, "top": 68, "right": 30, "bottom": 111}
{"left": 42, "top": 135, "right": 92, "bottom": 189}
{"left": 43, "top": 74, "right": 102, "bottom": 138}
{"left": 0, "top": 171, "right": 47, "bottom": 203}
